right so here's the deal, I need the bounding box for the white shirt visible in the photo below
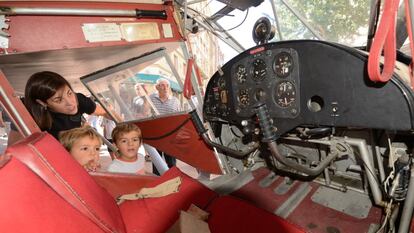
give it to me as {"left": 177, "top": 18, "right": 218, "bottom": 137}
{"left": 149, "top": 93, "right": 180, "bottom": 114}
{"left": 107, "top": 153, "right": 145, "bottom": 174}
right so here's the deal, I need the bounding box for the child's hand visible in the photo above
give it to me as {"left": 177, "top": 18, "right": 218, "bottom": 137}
{"left": 84, "top": 160, "right": 101, "bottom": 172}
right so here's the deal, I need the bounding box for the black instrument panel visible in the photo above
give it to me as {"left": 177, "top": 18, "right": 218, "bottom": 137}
{"left": 229, "top": 48, "right": 300, "bottom": 119}
{"left": 203, "top": 40, "right": 414, "bottom": 138}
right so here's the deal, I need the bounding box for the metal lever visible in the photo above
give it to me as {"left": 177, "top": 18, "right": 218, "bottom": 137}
{"left": 189, "top": 110, "right": 258, "bottom": 159}
{"left": 255, "top": 103, "right": 337, "bottom": 176}
{"left": 254, "top": 103, "right": 276, "bottom": 142}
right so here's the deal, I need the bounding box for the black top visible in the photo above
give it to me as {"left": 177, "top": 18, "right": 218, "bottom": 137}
{"left": 48, "top": 93, "right": 96, "bottom": 139}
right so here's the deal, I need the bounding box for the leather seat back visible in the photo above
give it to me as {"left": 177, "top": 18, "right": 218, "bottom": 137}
{"left": 0, "top": 132, "right": 125, "bottom": 233}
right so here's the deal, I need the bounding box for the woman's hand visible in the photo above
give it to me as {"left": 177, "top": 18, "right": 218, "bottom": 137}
{"left": 93, "top": 104, "right": 123, "bottom": 122}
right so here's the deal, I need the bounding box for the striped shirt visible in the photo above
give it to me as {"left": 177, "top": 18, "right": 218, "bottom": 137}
{"left": 149, "top": 93, "right": 180, "bottom": 115}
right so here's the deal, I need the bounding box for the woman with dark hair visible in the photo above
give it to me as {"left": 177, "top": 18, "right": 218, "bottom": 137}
{"left": 24, "top": 71, "right": 109, "bottom": 139}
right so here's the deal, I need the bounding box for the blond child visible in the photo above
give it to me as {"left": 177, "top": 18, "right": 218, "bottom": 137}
{"left": 59, "top": 125, "right": 102, "bottom": 172}
{"left": 108, "top": 123, "right": 145, "bottom": 174}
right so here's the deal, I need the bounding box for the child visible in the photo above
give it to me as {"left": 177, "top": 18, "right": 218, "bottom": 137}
{"left": 108, "top": 123, "right": 145, "bottom": 174}
{"left": 59, "top": 125, "right": 102, "bottom": 172}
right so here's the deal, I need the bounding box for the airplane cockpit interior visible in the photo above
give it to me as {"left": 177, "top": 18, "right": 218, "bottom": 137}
{"left": 2, "top": 0, "right": 414, "bottom": 233}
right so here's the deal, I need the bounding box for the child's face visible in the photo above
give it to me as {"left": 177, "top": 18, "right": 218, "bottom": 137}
{"left": 115, "top": 131, "right": 141, "bottom": 161}
{"left": 70, "top": 136, "right": 101, "bottom": 172}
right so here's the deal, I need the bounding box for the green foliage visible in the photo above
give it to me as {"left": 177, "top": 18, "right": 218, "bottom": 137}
{"left": 273, "top": 0, "right": 370, "bottom": 45}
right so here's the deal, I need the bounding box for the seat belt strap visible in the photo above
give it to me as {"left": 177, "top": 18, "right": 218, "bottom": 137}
{"left": 404, "top": 0, "right": 414, "bottom": 88}
{"left": 368, "top": 0, "right": 400, "bottom": 83}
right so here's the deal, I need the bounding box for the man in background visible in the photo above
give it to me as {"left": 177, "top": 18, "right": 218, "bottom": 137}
{"left": 149, "top": 78, "right": 181, "bottom": 175}
{"left": 149, "top": 78, "right": 180, "bottom": 114}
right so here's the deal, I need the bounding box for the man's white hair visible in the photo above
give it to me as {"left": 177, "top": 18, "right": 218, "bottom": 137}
{"left": 156, "top": 77, "right": 170, "bottom": 86}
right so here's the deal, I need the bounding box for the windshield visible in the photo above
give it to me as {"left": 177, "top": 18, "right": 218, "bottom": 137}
{"left": 192, "top": 0, "right": 370, "bottom": 62}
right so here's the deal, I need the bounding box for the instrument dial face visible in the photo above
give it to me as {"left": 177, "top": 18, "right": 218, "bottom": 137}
{"left": 238, "top": 89, "right": 250, "bottom": 106}
{"left": 251, "top": 58, "right": 267, "bottom": 81}
{"left": 235, "top": 64, "right": 247, "bottom": 83}
{"left": 275, "top": 81, "right": 296, "bottom": 108}
{"left": 255, "top": 88, "right": 266, "bottom": 101}
{"left": 273, "top": 52, "right": 293, "bottom": 78}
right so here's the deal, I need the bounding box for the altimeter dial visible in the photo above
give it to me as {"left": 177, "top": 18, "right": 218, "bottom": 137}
{"left": 275, "top": 81, "right": 296, "bottom": 108}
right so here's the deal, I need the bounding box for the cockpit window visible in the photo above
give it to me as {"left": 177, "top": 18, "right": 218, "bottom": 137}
{"left": 81, "top": 45, "right": 191, "bottom": 123}
{"left": 271, "top": 0, "right": 370, "bottom": 46}
{"left": 0, "top": 104, "right": 23, "bottom": 152}
{"left": 193, "top": 0, "right": 370, "bottom": 62}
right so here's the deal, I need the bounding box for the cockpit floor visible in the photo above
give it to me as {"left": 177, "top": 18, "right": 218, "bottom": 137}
{"left": 232, "top": 168, "right": 385, "bottom": 233}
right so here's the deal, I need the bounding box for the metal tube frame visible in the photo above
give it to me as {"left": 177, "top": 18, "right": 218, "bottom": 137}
{"left": 0, "top": 7, "right": 137, "bottom": 16}
{"left": 270, "top": 0, "right": 283, "bottom": 40}
{"left": 398, "top": 165, "right": 414, "bottom": 233}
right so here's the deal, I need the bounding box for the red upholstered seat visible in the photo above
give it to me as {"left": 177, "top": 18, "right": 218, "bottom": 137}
{"left": 120, "top": 168, "right": 307, "bottom": 233}
{"left": 0, "top": 132, "right": 307, "bottom": 233}
{"left": 0, "top": 132, "right": 125, "bottom": 233}
{"left": 207, "top": 196, "right": 306, "bottom": 233}
{"left": 119, "top": 166, "right": 218, "bottom": 233}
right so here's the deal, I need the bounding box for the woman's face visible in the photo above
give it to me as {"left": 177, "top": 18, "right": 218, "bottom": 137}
{"left": 46, "top": 85, "right": 78, "bottom": 115}
{"left": 69, "top": 135, "right": 101, "bottom": 172}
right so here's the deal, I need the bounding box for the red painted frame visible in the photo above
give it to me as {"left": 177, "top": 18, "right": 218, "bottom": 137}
{"left": 1, "top": 1, "right": 184, "bottom": 54}
{"left": 136, "top": 114, "right": 223, "bottom": 174}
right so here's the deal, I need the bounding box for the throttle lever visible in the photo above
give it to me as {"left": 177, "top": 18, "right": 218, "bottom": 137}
{"left": 254, "top": 103, "right": 276, "bottom": 142}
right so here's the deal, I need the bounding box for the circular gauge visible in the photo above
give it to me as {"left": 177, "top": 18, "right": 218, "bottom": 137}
{"left": 238, "top": 89, "right": 250, "bottom": 106}
{"left": 255, "top": 88, "right": 266, "bottom": 101}
{"left": 218, "top": 77, "right": 226, "bottom": 88}
{"left": 251, "top": 58, "right": 267, "bottom": 81}
{"left": 275, "top": 81, "right": 296, "bottom": 108}
{"left": 235, "top": 64, "right": 247, "bottom": 83}
{"left": 273, "top": 52, "right": 293, "bottom": 78}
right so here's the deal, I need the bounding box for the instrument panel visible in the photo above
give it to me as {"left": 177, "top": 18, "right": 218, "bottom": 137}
{"left": 203, "top": 40, "right": 414, "bottom": 138}
{"left": 204, "top": 47, "right": 300, "bottom": 122}
{"left": 232, "top": 48, "right": 300, "bottom": 118}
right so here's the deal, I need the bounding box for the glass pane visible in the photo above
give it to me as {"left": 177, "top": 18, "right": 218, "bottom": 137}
{"left": 272, "top": 0, "right": 370, "bottom": 46}
{"left": 216, "top": 1, "right": 275, "bottom": 50}
{"left": 0, "top": 104, "right": 23, "bottom": 153}
{"left": 195, "top": 0, "right": 227, "bottom": 17}
{"left": 81, "top": 45, "right": 190, "bottom": 123}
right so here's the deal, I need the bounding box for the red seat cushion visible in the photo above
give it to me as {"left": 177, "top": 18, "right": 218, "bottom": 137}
{"left": 119, "top": 167, "right": 217, "bottom": 233}
{"left": 0, "top": 132, "right": 125, "bottom": 233}
{"left": 207, "top": 196, "right": 306, "bottom": 233}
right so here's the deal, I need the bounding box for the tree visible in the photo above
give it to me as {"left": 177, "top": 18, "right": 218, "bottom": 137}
{"left": 273, "top": 0, "right": 370, "bottom": 45}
